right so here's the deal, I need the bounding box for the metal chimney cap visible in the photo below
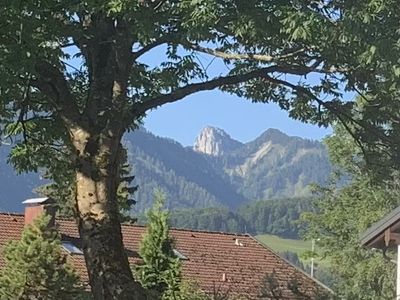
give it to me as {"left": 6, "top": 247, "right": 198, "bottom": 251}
{"left": 22, "top": 197, "right": 51, "bottom": 204}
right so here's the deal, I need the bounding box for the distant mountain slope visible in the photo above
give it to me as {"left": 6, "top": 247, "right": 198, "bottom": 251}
{"left": 125, "top": 128, "right": 246, "bottom": 211}
{"left": 0, "top": 127, "right": 331, "bottom": 212}
{"left": 194, "top": 127, "right": 331, "bottom": 201}
{"left": 0, "top": 145, "right": 46, "bottom": 212}
{"left": 232, "top": 129, "right": 330, "bottom": 199}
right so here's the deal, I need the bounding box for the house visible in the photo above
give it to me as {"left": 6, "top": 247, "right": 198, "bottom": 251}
{"left": 360, "top": 206, "right": 400, "bottom": 300}
{"left": 0, "top": 198, "right": 330, "bottom": 299}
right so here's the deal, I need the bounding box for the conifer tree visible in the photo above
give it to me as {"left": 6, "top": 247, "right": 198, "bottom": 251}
{"left": 135, "top": 191, "right": 208, "bottom": 299}
{"left": 0, "top": 215, "right": 87, "bottom": 299}
{"left": 135, "top": 190, "right": 182, "bottom": 299}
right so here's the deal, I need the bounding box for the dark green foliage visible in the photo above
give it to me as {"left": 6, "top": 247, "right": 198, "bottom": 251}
{"left": 319, "top": 1, "right": 400, "bottom": 180}
{"left": 239, "top": 197, "right": 314, "bottom": 237}
{"left": 0, "top": 215, "right": 86, "bottom": 299}
{"left": 166, "top": 207, "right": 246, "bottom": 234}
{"left": 257, "top": 270, "right": 334, "bottom": 300}
{"left": 279, "top": 251, "right": 334, "bottom": 288}
{"left": 303, "top": 125, "right": 400, "bottom": 299}
{"left": 165, "top": 197, "right": 313, "bottom": 239}
{"left": 37, "top": 146, "right": 138, "bottom": 221}
{"left": 304, "top": 178, "right": 398, "bottom": 299}
{"left": 135, "top": 191, "right": 182, "bottom": 299}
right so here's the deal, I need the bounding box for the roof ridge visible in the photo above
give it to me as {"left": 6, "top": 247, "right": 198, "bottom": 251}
{"left": 0, "top": 212, "right": 24, "bottom": 217}
{"left": 119, "top": 222, "right": 250, "bottom": 236}
{"left": 168, "top": 226, "right": 250, "bottom": 236}
{"left": 0, "top": 213, "right": 249, "bottom": 236}
{"left": 55, "top": 216, "right": 77, "bottom": 222}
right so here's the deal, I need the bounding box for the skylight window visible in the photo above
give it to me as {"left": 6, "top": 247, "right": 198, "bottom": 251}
{"left": 62, "top": 241, "right": 83, "bottom": 255}
{"left": 173, "top": 249, "right": 188, "bottom": 260}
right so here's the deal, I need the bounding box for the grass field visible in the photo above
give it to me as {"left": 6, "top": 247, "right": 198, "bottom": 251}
{"left": 255, "top": 234, "right": 330, "bottom": 268}
{"left": 255, "top": 234, "right": 311, "bottom": 256}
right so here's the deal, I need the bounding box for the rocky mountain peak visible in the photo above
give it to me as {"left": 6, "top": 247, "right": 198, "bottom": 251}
{"left": 193, "top": 126, "right": 243, "bottom": 156}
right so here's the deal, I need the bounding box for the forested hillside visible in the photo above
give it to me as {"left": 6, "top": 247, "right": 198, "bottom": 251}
{"left": 0, "top": 127, "right": 330, "bottom": 213}
{"left": 129, "top": 127, "right": 331, "bottom": 211}
{"left": 164, "top": 197, "right": 312, "bottom": 239}
{"left": 125, "top": 128, "right": 246, "bottom": 212}
{"left": 203, "top": 128, "right": 331, "bottom": 200}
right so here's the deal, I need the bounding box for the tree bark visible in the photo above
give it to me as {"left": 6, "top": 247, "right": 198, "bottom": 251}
{"left": 72, "top": 129, "right": 147, "bottom": 300}
{"left": 64, "top": 14, "right": 148, "bottom": 299}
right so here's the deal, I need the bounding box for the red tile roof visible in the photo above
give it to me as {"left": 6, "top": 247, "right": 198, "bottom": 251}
{"left": 0, "top": 213, "right": 328, "bottom": 299}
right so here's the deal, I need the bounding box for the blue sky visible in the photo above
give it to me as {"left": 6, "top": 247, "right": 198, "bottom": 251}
{"left": 66, "top": 45, "right": 333, "bottom": 146}
{"left": 138, "top": 47, "right": 333, "bottom": 146}
{"left": 144, "top": 91, "right": 331, "bottom": 146}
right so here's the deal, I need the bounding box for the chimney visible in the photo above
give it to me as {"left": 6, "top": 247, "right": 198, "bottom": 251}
{"left": 22, "top": 197, "right": 56, "bottom": 226}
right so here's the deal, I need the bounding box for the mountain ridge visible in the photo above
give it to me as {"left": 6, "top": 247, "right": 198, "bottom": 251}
{"left": 0, "top": 127, "right": 331, "bottom": 212}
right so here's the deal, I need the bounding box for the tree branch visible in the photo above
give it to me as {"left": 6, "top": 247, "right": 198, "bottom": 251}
{"left": 184, "top": 42, "right": 307, "bottom": 63}
{"left": 132, "top": 66, "right": 281, "bottom": 116}
{"left": 130, "top": 63, "right": 341, "bottom": 122}
{"left": 262, "top": 74, "right": 391, "bottom": 145}
{"left": 185, "top": 42, "right": 349, "bottom": 74}
{"left": 31, "top": 61, "right": 82, "bottom": 127}
{"left": 131, "top": 37, "right": 170, "bottom": 61}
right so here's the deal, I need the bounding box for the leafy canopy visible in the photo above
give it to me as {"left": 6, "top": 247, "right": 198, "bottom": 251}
{"left": 302, "top": 125, "right": 400, "bottom": 299}
{"left": 0, "top": 0, "right": 372, "bottom": 174}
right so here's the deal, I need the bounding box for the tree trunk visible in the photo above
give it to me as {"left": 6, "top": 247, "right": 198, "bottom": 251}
{"left": 72, "top": 129, "right": 147, "bottom": 300}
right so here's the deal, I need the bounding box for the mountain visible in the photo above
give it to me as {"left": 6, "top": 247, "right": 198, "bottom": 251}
{"left": 0, "top": 145, "right": 46, "bottom": 212}
{"left": 223, "top": 128, "right": 330, "bottom": 200}
{"left": 193, "top": 126, "right": 243, "bottom": 156}
{"left": 125, "top": 128, "right": 246, "bottom": 212}
{"left": 0, "top": 127, "right": 331, "bottom": 213}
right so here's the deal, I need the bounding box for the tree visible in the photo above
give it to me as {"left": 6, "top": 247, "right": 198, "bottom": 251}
{"left": 37, "top": 146, "right": 138, "bottom": 222}
{"left": 0, "top": 215, "right": 86, "bottom": 299}
{"left": 302, "top": 125, "right": 400, "bottom": 299}
{"left": 136, "top": 191, "right": 216, "bottom": 300}
{"left": 314, "top": 1, "right": 400, "bottom": 179}
{"left": 0, "top": 1, "right": 394, "bottom": 298}
{"left": 135, "top": 190, "right": 182, "bottom": 299}
{"left": 257, "top": 271, "right": 333, "bottom": 300}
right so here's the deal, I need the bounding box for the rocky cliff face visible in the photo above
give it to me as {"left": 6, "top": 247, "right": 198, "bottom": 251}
{"left": 193, "top": 126, "right": 243, "bottom": 156}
